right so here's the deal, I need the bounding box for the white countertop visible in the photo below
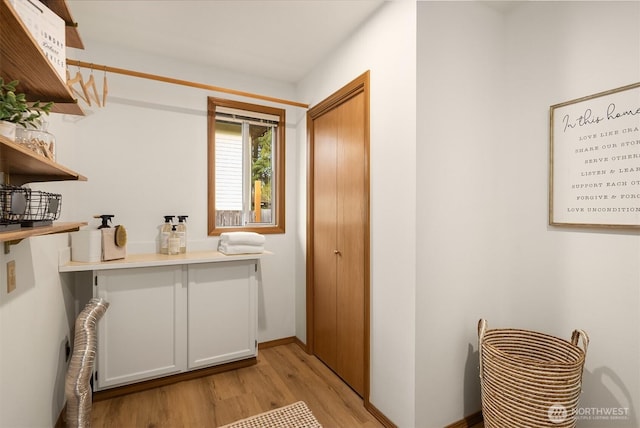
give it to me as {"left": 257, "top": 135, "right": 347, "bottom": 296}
{"left": 59, "top": 250, "right": 270, "bottom": 272}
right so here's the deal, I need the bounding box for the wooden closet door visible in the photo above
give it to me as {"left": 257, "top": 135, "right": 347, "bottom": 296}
{"left": 313, "top": 107, "right": 339, "bottom": 370}
{"left": 312, "top": 92, "right": 365, "bottom": 396}
{"left": 335, "top": 91, "right": 365, "bottom": 395}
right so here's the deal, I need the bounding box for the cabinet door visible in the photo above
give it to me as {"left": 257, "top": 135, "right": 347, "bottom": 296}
{"left": 187, "top": 260, "right": 257, "bottom": 370}
{"left": 94, "top": 266, "right": 187, "bottom": 389}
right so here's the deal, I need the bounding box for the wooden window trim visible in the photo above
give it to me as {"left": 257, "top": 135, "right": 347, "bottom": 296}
{"left": 207, "top": 97, "right": 285, "bottom": 235}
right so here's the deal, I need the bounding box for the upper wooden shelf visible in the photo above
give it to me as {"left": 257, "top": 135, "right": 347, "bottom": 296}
{"left": 0, "top": 134, "right": 87, "bottom": 185}
{"left": 0, "top": 0, "right": 83, "bottom": 115}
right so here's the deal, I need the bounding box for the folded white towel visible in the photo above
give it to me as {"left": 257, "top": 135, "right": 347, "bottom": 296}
{"left": 218, "top": 242, "right": 264, "bottom": 255}
{"left": 220, "top": 232, "right": 266, "bottom": 246}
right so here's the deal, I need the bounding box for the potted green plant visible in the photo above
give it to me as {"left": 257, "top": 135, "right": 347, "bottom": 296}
{"left": 0, "top": 78, "right": 53, "bottom": 140}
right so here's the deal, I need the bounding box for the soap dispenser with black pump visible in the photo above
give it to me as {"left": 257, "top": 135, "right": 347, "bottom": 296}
{"left": 176, "top": 215, "right": 188, "bottom": 253}
{"left": 95, "top": 214, "right": 115, "bottom": 229}
{"left": 159, "top": 216, "right": 174, "bottom": 254}
{"left": 168, "top": 224, "right": 180, "bottom": 255}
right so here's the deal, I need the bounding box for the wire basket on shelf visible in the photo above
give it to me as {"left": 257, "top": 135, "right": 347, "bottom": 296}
{"left": 21, "top": 190, "right": 62, "bottom": 227}
{"left": 478, "top": 319, "right": 589, "bottom": 428}
{"left": 0, "top": 184, "right": 29, "bottom": 229}
{"left": 0, "top": 184, "right": 62, "bottom": 228}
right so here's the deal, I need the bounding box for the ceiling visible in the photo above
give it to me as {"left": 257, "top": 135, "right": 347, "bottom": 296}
{"left": 66, "top": 0, "right": 385, "bottom": 84}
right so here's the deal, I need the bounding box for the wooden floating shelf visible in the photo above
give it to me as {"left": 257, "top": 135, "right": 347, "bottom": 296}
{"left": 0, "top": 221, "right": 86, "bottom": 244}
{"left": 0, "top": 135, "right": 87, "bottom": 185}
{"left": 0, "top": 0, "right": 83, "bottom": 115}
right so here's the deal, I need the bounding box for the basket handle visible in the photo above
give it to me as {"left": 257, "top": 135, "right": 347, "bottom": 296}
{"left": 571, "top": 329, "right": 589, "bottom": 355}
{"left": 478, "top": 319, "right": 487, "bottom": 343}
{"left": 477, "top": 319, "right": 487, "bottom": 379}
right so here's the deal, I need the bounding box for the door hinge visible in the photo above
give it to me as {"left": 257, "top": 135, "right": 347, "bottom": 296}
{"left": 94, "top": 276, "right": 98, "bottom": 286}
{"left": 94, "top": 371, "right": 98, "bottom": 381}
{"left": 255, "top": 263, "right": 258, "bottom": 272}
{"left": 255, "top": 339, "right": 258, "bottom": 350}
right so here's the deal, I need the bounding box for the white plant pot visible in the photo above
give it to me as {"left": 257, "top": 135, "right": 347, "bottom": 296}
{"left": 0, "top": 120, "right": 17, "bottom": 141}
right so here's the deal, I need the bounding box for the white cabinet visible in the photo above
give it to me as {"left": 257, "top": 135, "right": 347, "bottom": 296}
{"left": 187, "top": 260, "right": 257, "bottom": 369}
{"left": 94, "top": 266, "right": 187, "bottom": 390}
{"left": 89, "top": 257, "right": 259, "bottom": 390}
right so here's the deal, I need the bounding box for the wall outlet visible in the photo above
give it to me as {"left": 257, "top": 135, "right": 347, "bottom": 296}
{"left": 6, "top": 260, "right": 16, "bottom": 293}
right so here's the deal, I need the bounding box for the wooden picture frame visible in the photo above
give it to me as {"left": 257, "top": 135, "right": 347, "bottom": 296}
{"left": 549, "top": 82, "right": 640, "bottom": 228}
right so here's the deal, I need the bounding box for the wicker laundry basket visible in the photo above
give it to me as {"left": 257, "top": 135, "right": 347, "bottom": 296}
{"left": 478, "top": 319, "right": 588, "bottom": 428}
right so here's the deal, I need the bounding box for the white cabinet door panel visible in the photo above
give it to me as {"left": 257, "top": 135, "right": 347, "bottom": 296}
{"left": 187, "top": 260, "right": 257, "bottom": 369}
{"left": 95, "top": 266, "right": 186, "bottom": 389}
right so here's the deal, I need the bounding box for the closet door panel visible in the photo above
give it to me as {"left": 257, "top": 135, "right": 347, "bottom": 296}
{"left": 336, "top": 93, "right": 366, "bottom": 395}
{"left": 313, "top": 108, "right": 339, "bottom": 369}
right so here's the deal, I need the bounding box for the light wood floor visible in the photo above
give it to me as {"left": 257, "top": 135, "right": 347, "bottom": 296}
{"left": 91, "top": 343, "right": 384, "bottom": 427}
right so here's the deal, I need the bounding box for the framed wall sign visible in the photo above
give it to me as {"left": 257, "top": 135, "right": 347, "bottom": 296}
{"left": 550, "top": 82, "right": 640, "bottom": 228}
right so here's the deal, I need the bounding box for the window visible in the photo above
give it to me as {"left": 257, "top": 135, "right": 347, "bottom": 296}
{"left": 208, "top": 97, "right": 285, "bottom": 235}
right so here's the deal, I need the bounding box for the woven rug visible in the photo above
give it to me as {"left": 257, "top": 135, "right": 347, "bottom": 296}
{"left": 219, "top": 401, "right": 322, "bottom": 428}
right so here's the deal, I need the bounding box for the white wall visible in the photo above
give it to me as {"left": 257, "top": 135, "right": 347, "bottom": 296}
{"left": 57, "top": 40, "right": 301, "bottom": 345}
{"left": 417, "top": 1, "right": 640, "bottom": 427}
{"left": 416, "top": 3, "right": 508, "bottom": 426}
{"left": 0, "top": 234, "right": 76, "bottom": 427}
{"left": 297, "top": 2, "right": 417, "bottom": 426}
